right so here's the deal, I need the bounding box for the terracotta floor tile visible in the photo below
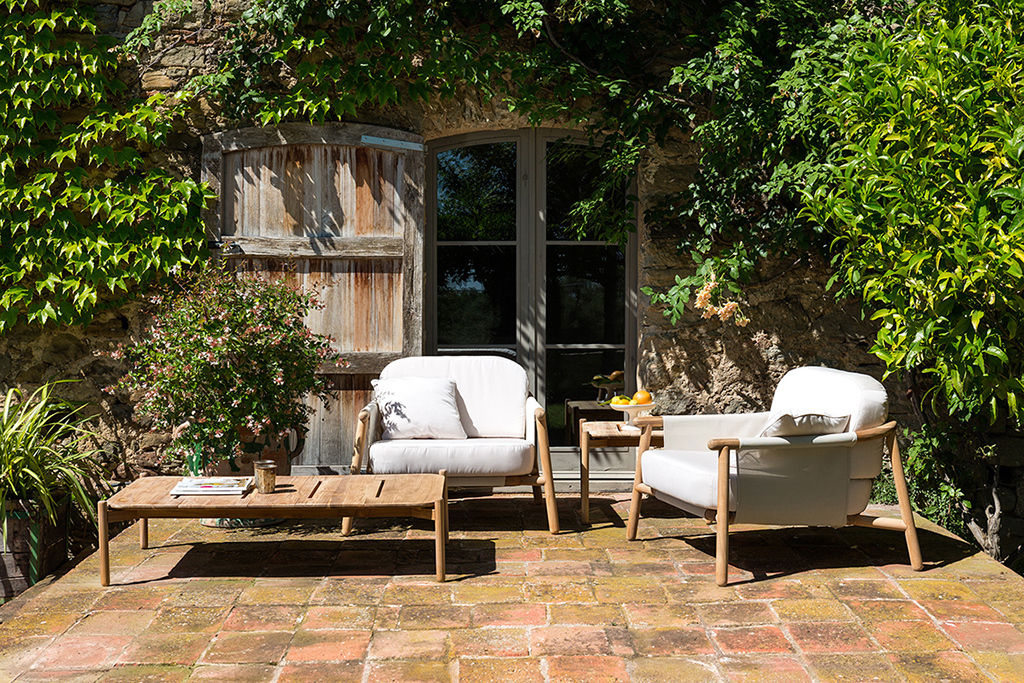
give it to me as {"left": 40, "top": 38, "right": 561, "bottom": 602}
{"left": 805, "top": 653, "right": 899, "bottom": 682}
{"left": 545, "top": 655, "right": 629, "bottom": 682}
{"left": 771, "top": 598, "right": 852, "bottom": 622}
{"left": 712, "top": 625, "right": 794, "bottom": 654}
{"left": 717, "top": 654, "right": 812, "bottom": 682}
{"left": 890, "top": 651, "right": 990, "bottom": 682}
{"left": 919, "top": 599, "right": 1006, "bottom": 622}
{"left": 277, "top": 661, "right": 364, "bottom": 682}
{"left": 458, "top": 656, "right": 543, "bottom": 682}
{"left": 628, "top": 656, "right": 719, "bottom": 682}
{"left": 398, "top": 604, "right": 471, "bottom": 629}
{"left": 286, "top": 629, "right": 370, "bottom": 661}
{"left": 119, "top": 632, "right": 210, "bottom": 665}
{"left": 530, "top": 626, "right": 610, "bottom": 656}
{"left": 471, "top": 603, "right": 546, "bottom": 626}
{"left": 785, "top": 621, "right": 874, "bottom": 653}
{"left": 942, "top": 620, "right": 1024, "bottom": 653}
{"left": 299, "top": 605, "right": 375, "bottom": 630}
{"left": 866, "top": 620, "right": 956, "bottom": 652}
{"left": 201, "top": 630, "right": 291, "bottom": 664}
{"left": 630, "top": 627, "right": 715, "bottom": 655}
{"left": 699, "top": 601, "right": 776, "bottom": 626}
{"left": 31, "top": 635, "right": 132, "bottom": 670}
{"left": 365, "top": 659, "right": 451, "bottom": 683}
{"left": 449, "top": 627, "right": 529, "bottom": 657}
{"left": 367, "top": 629, "right": 448, "bottom": 660}
{"left": 972, "top": 652, "right": 1024, "bottom": 682}
{"left": 187, "top": 663, "right": 279, "bottom": 681}
{"left": 842, "top": 598, "right": 929, "bottom": 621}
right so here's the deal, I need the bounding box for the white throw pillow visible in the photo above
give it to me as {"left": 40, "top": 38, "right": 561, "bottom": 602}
{"left": 759, "top": 413, "right": 850, "bottom": 437}
{"left": 373, "top": 377, "right": 468, "bottom": 440}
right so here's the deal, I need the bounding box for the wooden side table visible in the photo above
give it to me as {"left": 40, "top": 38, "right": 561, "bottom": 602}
{"left": 579, "top": 420, "right": 663, "bottom": 524}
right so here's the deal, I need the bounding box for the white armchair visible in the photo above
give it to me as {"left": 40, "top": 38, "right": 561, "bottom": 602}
{"left": 627, "top": 367, "right": 923, "bottom": 585}
{"left": 346, "top": 356, "right": 559, "bottom": 534}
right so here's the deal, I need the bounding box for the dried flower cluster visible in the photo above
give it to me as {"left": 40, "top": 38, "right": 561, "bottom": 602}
{"left": 108, "top": 265, "right": 342, "bottom": 474}
{"left": 694, "top": 272, "right": 749, "bottom": 327}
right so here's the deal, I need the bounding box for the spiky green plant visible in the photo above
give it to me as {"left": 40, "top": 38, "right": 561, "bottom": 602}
{"left": 0, "top": 382, "right": 100, "bottom": 528}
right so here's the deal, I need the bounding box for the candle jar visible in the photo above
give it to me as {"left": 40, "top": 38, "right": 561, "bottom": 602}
{"left": 253, "top": 460, "right": 277, "bottom": 494}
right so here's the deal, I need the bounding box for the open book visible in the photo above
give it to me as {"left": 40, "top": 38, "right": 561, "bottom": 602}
{"left": 170, "top": 477, "right": 254, "bottom": 496}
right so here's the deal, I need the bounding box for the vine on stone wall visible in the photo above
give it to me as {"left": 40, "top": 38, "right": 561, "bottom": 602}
{"left": 0, "top": 0, "right": 212, "bottom": 332}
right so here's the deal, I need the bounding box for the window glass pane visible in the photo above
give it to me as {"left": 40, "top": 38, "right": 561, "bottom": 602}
{"left": 437, "top": 246, "right": 516, "bottom": 346}
{"left": 437, "top": 143, "right": 516, "bottom": 241}
{"left": 546, "top": 140, "right": 628, "bottom": 241}
{"left": 547, "top": 245, "right": 625, "bottom": 345}
{"left": 546, "top": 348, "right": 626, "bottom": 446}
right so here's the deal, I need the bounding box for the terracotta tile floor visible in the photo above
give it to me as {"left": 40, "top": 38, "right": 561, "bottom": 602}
{"left": 2, "top": 495, "right": 1022, "bottom": 682}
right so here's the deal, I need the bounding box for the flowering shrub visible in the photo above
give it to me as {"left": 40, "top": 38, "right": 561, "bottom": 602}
{"left": 111, "top": 265, "right": 341, "bottom": 474}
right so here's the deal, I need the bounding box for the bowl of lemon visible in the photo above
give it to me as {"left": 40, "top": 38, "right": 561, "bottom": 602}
{"left": 608, "top": 390, "right": 656, "bottom": 425}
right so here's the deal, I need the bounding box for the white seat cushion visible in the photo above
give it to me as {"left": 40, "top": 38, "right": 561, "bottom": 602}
{"left": 641, "top": 449, "right": 737, "bottom": 515}
{"left": 368, "top": 438, "right": 534, "bottom": 477}
{"left": 379, "top": 356, "right": 528, "bottom": 438}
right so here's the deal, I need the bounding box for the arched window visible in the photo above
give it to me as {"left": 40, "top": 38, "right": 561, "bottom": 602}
{"left": 426, "top": 129, "right": 638, "bottom": 455}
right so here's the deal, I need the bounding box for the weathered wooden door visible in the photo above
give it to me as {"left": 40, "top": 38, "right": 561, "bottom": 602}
{"left": 202, "top": 123, "right": 424, "bottom": 472}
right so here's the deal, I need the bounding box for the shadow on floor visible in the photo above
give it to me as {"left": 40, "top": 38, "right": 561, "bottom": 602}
{"left": 632, "top": 497, "right": 978, "bottom": 583}
{"left": 156, "top": 537, "right": 497, "bottom": 582}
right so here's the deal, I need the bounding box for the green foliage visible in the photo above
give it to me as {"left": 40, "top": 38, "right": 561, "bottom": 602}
{"left": 871, "top": 427, "right": 975, "bottom": 540}
{"left": 644, "top": 2, "right": 898, "bottom": 323}
{"left": 0, "top": 382, "right": 100, "bottom": 528}
{"left": 0, "top": 0, "right": 211, "bottom": 331}
{"left": 112, "top": 264, "right": 341, "bottom": 474}
{"left": 805, "top": 0, "right": 1024, "bottom": 425}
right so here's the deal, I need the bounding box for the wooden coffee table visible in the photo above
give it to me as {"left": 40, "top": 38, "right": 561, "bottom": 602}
{"left": 98, "top": 473, "right": 449, "bottom": 584}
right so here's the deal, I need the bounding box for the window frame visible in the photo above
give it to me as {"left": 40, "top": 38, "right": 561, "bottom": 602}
{"left": 425, "top": 128, "right": 638, "bottom": 434}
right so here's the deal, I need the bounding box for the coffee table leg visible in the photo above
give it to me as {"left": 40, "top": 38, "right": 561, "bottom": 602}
{"left": 98, "top": 500, "right": 110, "bottom": 587}
{"left": 434, "top": 499, "right": 446, "bottom": 582}
{"left": 139, "top": 518, "right": 148, "bottom": 549}
{"left": 580, "top": 420, "right": 590, "bottom": 525}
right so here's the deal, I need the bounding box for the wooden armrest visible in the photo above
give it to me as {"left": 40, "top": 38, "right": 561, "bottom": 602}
{"left": 854, "top": 421, "right": 896, "bottom": 440}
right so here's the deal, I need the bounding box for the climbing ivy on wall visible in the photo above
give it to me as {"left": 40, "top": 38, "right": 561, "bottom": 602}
{"left": 0, "top": 0, "right": 211, "bottom": 331}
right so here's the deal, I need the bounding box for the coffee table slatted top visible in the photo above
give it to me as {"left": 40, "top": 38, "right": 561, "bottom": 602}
{"left": 106, "top": 475, "right": 446, "bottom": 517}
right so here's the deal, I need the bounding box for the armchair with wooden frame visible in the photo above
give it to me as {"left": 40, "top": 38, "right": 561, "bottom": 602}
{"left": 345, "top": 355, "right": 559, "bottom": 535}
{"left": 626, "top": 367, "right": 923, "bottom": 586}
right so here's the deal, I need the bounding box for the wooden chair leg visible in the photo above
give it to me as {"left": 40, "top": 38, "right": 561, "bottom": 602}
{"left": 531, "top": 485, "right": 543, "bottom": 501}
{"left": 627, "top": 485, "right": 643, "bottom": 541}
{"left": 715, "top": 446, "right": 731, "bottom": 586}
{"left": 343, "top": 409, "right": 371, "bottom": 536}
{"left": 536, "top": 411, "right": 559, "bottom": 534}
{"left": 139, "top": 518, "right": 148, "bottom": 550}
{"left": 627, "top": 425, "right": 654, "bottom": 541}
{"left": 889, "top": 430, "right": 923, "bottom": 570}
{"left": 98, "top": 500, "right": 110, "bottom": 587}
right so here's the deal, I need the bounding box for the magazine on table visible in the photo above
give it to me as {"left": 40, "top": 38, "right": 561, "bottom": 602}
{"left": 170, "top": 477, "right": 254, "bottom": 496}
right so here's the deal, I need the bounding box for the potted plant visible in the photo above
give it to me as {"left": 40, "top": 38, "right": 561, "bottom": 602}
{"left": 1, "top": 382, "right": 99, "bottom": 600}
{"left": 112, "top": 264, "right": 340, "bottom": 522}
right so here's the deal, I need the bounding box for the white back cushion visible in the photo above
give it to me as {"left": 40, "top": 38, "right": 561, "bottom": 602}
{"left": 372, "top": 377, "right": 467, "bottom": 440}
{"left": 379, "top": 356, "right": 528, "bottom": 438}
{"left": 770, "top": 366, "right": 888, "bottom": 431}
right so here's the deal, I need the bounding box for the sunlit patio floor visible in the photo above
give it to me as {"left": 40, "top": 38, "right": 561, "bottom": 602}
{"left": 2, "top": 494, "right": 1023, "bottom": 682}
